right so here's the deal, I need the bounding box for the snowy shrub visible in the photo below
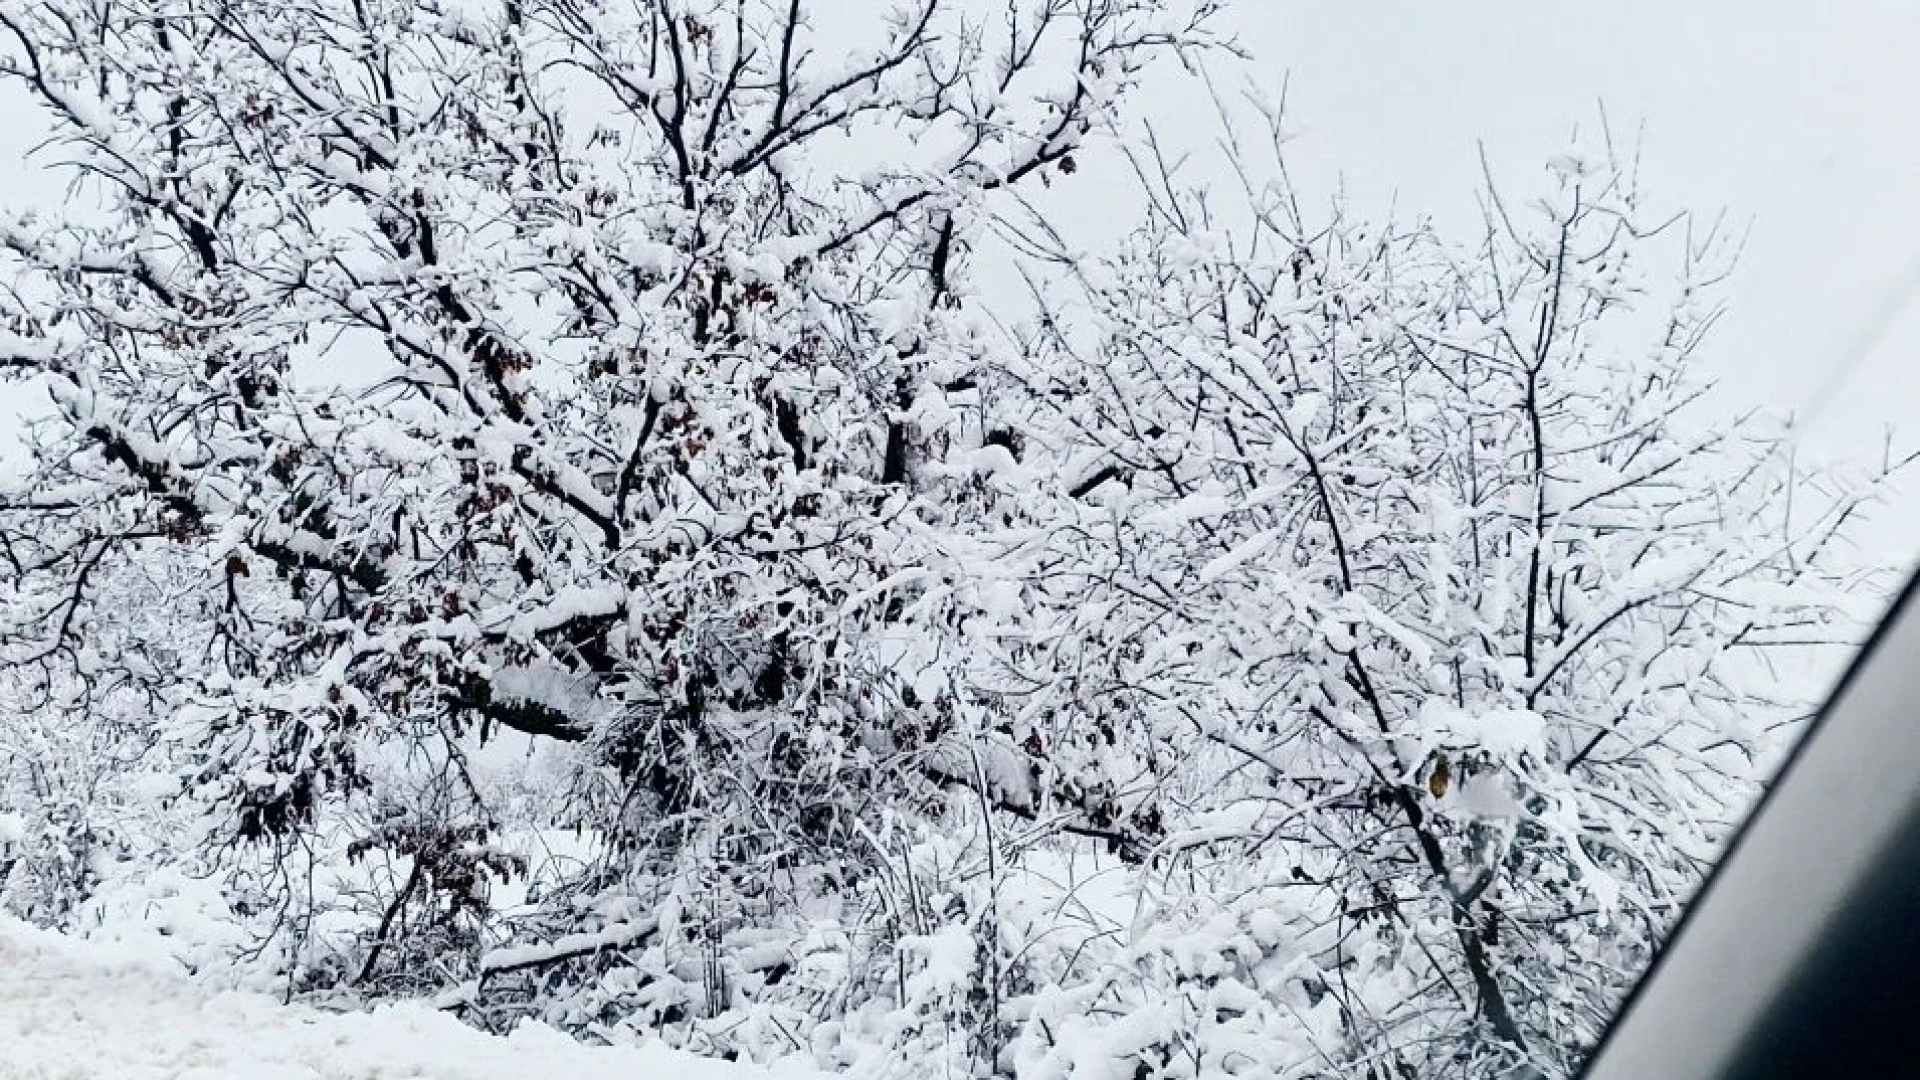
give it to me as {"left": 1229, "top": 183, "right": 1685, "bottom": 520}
{"left": 978, "top": 118, "right": 1899, "bottom": 1077}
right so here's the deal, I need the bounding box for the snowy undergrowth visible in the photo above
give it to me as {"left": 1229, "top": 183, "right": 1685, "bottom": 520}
{"left": 0, "top": 916, "right": 824, "bottom": 1080}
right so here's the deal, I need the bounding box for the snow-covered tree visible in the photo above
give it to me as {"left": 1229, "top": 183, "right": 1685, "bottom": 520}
{"left": 983, "top": 113, "right": 1899, "bottom": 1077}
{"left": 0, "top": 0, "right": 1215, "bottom": 989}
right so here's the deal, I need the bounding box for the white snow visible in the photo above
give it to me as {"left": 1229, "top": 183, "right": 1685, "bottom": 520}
{"left": 1196, "top": 527, "right": 1280, "bottom": 584}
{"left": 477, "top": 916, "right": 658, "bottom": 976}
{"left": 0, "top": 918, "right": 820, "bottom": 1080}
{"left": 1415, "top": 700, "right": 1548, "bottom": 761}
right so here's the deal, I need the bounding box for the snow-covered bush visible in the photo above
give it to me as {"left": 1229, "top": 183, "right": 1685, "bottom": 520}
{"left": 981, "top": 118, "right": 1898, "bottom": 1077}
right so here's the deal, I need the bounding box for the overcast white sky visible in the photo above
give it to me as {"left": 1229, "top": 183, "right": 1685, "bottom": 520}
{"left": 2, "top": 0, "right": 1916, "bottom": 554}
{"left": 1214, "top": 2, "right": 1920, "bottom": 437}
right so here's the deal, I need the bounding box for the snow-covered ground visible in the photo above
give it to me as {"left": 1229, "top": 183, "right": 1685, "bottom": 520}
{"left": 0, "top": 918, "right": 817, "bottom": 1080}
